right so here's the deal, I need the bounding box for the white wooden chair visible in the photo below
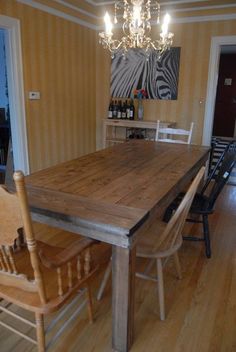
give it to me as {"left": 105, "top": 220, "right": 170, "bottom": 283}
{"left": 136, "top": 167, "right": 205, "bottom": 320}
{"left": 97, "top": 168, "right": 205, "bottom": 319}
{"left": 155, "top": 120, "right": 194, "bottom": 144}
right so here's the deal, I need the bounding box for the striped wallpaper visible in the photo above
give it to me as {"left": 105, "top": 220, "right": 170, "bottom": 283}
{"left": 0, "top": 0, "right": 97, "bottom": 172}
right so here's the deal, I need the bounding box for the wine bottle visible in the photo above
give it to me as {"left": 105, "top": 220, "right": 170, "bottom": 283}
{"left": 117, "top": 100, "right": 122, "bottom": 119}
{"left": 121, "top": 102, "right": 126, "bottom": 119}
{"left": 108, "top": 99, "right": 113, "bottom": 119}
{"left": 113, "top": 100, "right": 118, "bottom": 119}
{"left": 126, "top": 100, "right": 130, "bottom": 120}
{"left": 129, "top": 99, "right": 135, "bottom": 120}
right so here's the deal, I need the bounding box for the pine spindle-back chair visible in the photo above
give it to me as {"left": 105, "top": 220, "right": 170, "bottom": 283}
{"left": 0, "top": 171, "right": 99, "bottom": 351}
{"left": 136, "top": 167, "right": 205, "bottom": 320}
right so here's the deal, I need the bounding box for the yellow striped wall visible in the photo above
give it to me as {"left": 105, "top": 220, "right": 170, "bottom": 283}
{"left": 96, "top": 19, "right": 236, "bottom": 148}
{"left": 0, "top": 0, "right": 96, "bottom": 172}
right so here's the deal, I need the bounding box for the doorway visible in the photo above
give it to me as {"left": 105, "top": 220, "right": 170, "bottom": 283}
{"left": 202, "top": 35, "right": 236, "bottom": 146}
{"left": 0, "top": 28, "right": 11, "bottom": 183}
{"left": 203, "top": 35, "right": 236, "bottom": 185}
{"left": 0, "top": 15, "right": 29, "bottom": 178}
{"left": 212, "top": 48, "right": 236, "bottom": 139}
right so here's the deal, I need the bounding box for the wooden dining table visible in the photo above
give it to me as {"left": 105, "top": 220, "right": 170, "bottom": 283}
{"left": 25, "top": 140, "right": 210, "bottom": 352}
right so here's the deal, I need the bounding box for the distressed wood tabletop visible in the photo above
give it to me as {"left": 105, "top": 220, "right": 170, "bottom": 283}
{"left": 26, "top": 140, "right": 210, "bottom": 352}
{"left": 26, "top": 140, "right": 209, "bottom": 247}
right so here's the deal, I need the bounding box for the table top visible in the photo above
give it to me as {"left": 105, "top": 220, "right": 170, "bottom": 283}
{"left": 26, "top": 140, "right": 210, "bottom": 247}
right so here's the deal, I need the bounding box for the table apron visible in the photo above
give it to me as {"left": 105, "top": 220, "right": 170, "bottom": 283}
{"left": 31, "top": 211, "right": 133, "bottom": 248}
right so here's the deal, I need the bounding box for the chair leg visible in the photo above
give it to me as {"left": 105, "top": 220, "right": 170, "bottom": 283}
{"left": 35, "top": 312, "right": 45, "bottom": 352}
{"left": 96, "top": 260, "right": 112, "bottom": 301}
{"left": 86, "top": 284, "right": 94, "bottom": 323}
{"left": 202, "top": 214, "right": 211, "bottom": 258}
{"left": 173, "top": 252, "right": 182, "bottom": 280}
{"left": 156, "top": 258, "right": 165, "bottom": 321}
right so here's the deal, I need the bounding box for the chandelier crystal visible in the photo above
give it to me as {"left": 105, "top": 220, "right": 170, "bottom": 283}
{"left": 99, "top": 0, "right": 174, "bottom": 58}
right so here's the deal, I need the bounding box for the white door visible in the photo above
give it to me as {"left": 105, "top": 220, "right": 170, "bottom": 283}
{"left": 0, "top": 15, "right": 29, "bottom": 174}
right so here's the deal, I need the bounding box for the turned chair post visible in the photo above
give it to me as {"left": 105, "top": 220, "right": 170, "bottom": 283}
{"left": 35, "top": 313, "right": 45, "bottom": 352}
{"left": 13, "top": 171, "right": 47, "bottom": 304}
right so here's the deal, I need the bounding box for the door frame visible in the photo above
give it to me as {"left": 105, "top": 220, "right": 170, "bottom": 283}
{"left": 202, "top": 35, "right": 236, "bottom": 146}
{"left": 0, "top": 15, "right": 29, "bottom": 174}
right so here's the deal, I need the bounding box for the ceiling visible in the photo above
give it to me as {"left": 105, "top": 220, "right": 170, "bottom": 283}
{"left": 80, "top": 0, "right": 236, "bottom": 7}
{"left": 17, "top": 0, "right": 236, "bottom": 30}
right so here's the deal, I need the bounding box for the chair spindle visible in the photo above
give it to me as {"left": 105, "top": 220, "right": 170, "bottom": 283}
{"left": 77, "top": 255, "right": 82, "bottom": 280}
{"left": 67, "top": 262, "right": 73, "bottom": 288}
{"left": 6, "top": 246, "right": 18, "bottom": 274}
{"left": 84, "top": 249, "right": 91, "bottom": 276}
{"left": 1, "top": 246, "right": 11, "bottom": 273}
{"left": 57, "top": 268, "right": 63, "bottom": 296}
{"left": 0, "top": 250, "right": 6, "bottom": 271}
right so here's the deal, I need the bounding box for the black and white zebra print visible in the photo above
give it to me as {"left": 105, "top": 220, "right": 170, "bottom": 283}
{"left": 110, "top": 48, "right": 181, "bottom": 100}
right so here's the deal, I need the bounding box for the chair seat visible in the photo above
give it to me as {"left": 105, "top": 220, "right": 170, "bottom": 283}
{"left": 189, "top": 193, "right": 212, "bottom": 214}
{"left": 137, "top": 219, "right": 182, "bottom": 258}
{"left": 0, "top": 224, "right": 112, "bottom": 314}
{"left": 164, "top": 192, "right": 212, "bottom": 223}
{"left": 0, "top": 250, "right": 95, "bottom": 315}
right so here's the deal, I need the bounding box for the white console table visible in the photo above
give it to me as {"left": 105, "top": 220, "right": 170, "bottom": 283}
{"left": 103, "top": 119, "right": 176, "bottom": 148}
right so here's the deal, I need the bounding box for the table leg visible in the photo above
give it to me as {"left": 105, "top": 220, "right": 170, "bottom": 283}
{"left": 112, "top": 245, "right": 136, "bottom": 352}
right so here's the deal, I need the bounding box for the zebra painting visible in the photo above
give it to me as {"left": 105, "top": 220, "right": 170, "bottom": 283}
{"left": 110, "top": 47, "right": 181, "bottom": 100}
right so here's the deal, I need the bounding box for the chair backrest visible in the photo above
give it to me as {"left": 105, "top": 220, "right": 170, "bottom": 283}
{"left": 208, "top": 138, "right": 234, "bottom": 176}
{"left": 155, "top": 120, "right": 194, "bottom": 144}
{"left": 0, "top": 172, "right": 48, "bottom": 303}
{"left": 228, "top": 141, "right": 236, "bottom": 184}
{"left": 157, "top": 167, "right": 205, "bottom": 252}
{"left": 201, "top": 140, "right": 232, "bottom": 195}
{"left": 0, "top": 171, "right": 94, "bottom": 305}
{"left": 206, "top": 149, "right": 236, "bottom": 210}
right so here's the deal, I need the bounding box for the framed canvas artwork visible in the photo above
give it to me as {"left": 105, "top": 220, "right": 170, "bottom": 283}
{"left": 110, "top": 47, "right": 181, "bottom": 100}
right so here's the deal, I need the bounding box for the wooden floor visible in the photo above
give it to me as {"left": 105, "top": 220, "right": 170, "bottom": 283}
{"left": 1, "top": 185, "right": 236, "bottom": 352}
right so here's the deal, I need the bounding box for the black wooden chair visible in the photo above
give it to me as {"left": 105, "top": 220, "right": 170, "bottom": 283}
{"left": 163, "top": 147, "right": 236, "bottom": 258}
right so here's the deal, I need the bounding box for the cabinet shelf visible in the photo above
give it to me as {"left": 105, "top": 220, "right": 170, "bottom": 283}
{"left": 103, "top": 119, "right": 176, "bottom": 148}
{"left": 106, "top": 138, "right": 126, "bottom": 144}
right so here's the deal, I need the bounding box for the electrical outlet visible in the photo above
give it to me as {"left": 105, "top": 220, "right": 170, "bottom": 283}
{"left": 224, "top": 78, "right": 232, "bottom": 86}
{"left": 29, "top": 91, "right": 40, "bottom": 100}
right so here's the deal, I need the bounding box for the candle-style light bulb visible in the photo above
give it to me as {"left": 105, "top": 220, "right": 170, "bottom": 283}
{"left": 161, "top": 13, "right": 171, "bottom": 36}
{"left": 133, "top": 5, "right": 142, "bottom": 28}
{"left": 164, "top": 13, "right": 171, "bottom": 24}
{"left": 104, "top": 12, "right": 113, "bottom": 35}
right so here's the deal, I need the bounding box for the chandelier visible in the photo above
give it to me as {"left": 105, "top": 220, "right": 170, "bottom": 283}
{"left": 99, "top": 0, "right": 174, "bottom": 58}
